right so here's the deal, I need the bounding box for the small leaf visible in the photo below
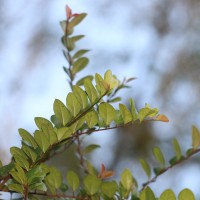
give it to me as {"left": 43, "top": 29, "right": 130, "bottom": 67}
{"left": 0, "top": 163, "right": 15, "bottom": 178}
{"left": 69, "top": 117, "right": 85, "bottom": 133}
{"left": 10, "top": 165, "right": 27, "bottom": 184}
{"left": 192, "top": 125, "right": 200, "bottom": 149}
{"left": 84, "top": 79, "right": 98, "bottom": 103}
{"left": 140, "top": 187, "right": 156, "bottom": 200}
{"left": 72, "top": 57, "right": 89, "bottom": 74}
{"left": 109, "top": 97, "right": 121, "bottom": 103}
{"left": 29, "top": 182, "right": 47, "bottom": 191}
{"left": 172, "top": 138, "right": 182, "bottom": 159}
{"left": 34, "top": 117, "right": 53, "bottom": 131}
{"left": 56, "top": 127, "right": 72, "bottom": 141}
{"left": 160, "top": 189, "right": 176, "bottom": 200}
{"left": 13, "top": 154, "right": 29, "bottom": 171}
{"left": 99, "top": 103, "right": 115, "bottom": 126}
{"left": 153, "top": 147, "right": 165, "bottom": 166}
{"left": 10, "top": 147, "right": 28, "bottom": 160}
{"left": 140, "top": 159, "right": 151, "bottom": 178}
{"left": 66, "top": 170, "right": 80, "bottom": 192}
{"left": 18, "top": 128, "right": 38, "bottom": 148}
{"left": 119, "top": 104, "right": 132, "bottom": 124}
{"left": 120, "top": 169, "right": 134, "bottom": 191}
{"left": 178, "top": 188, "right": 195, "bottom": 200}
{"left": 45, "top": 167, "right": 62, "bottom": 189}
{"left": 66, "top": 92, "right": 82, "bottom": 117}
{"left": 138, "top": 108, "right": 152, "bottom": 122}
{"left": 155, "top": 114, "right": 169, "bottom": 122}
{"left": 95, "top": 73, "right": 110, "bottom": 95}
{"left": 83, "top": 144, "right": 100, "bottom": 155}
{"left": 68, "top": 13, "right": 87, "bottom": 28}
{"left": 129, "top": 99, "right": 138, "bottom": 121}
{"left": 34, "top": 130, "right": 50, "bottom": 153}
{"left": 104, "top": 70, "right": 119, "bottom": 90}
{"left": 53, "top": 99, "right": 72, "bottom": 126}
{"left": 76, "top": 75, "right": 93, "bottom": 86}
{"left": 60, "top": 20, "right": 67, "bottom": 33}
{"left": 85, "top": 110, "right": 98, "bottom": 128}
{"left": 101, "top": 181, "right": 117, "bottom": 198}
{"left": 73, "top": 49, "right": 90, "bottom": 59}
{"left": 83, "top": 174, "right": 101, "bottom": 195}
{"left": 8, "top": 183, "right": 23, "bottom": 194}
{"left": 22, "top": 145, "right": 37, "bottom": 163}
{"left": 73, "top": 85, "right": 89, "bottom": 109}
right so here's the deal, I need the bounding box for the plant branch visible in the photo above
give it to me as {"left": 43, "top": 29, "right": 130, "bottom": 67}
{"left": 140, "top": 148, "right": 200, "bottom": 192}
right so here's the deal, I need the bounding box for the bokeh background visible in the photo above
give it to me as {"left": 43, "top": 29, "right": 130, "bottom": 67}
{"left": 1, "top": 0, "right": 200, "bottom": 198}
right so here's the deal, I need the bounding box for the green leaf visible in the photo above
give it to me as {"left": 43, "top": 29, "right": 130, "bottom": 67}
{"left": 34, "top": 130, "right": 50, "bottom": 153}
{"left": 129, "top": 99, "right": 138, "bottom": 121}
{"left": 18, "top": 128, "right": 38, "bottom": 148}
{"left": 104, "top": 70, "right": 119, "bottom": 90}
{"left": 101, "top": 181, "right": 117, "bottom": 198}
{"left": 140, "top": 187, "right": 156, "bottom": 200}
{"left": 99, "top": 103, "right": 115, "bottom": 126}
{"left": 10, "top": 147, "right": 28, "bottom": 160}
{"left": 13, "top": 154, "right": 29, "bottom": 171}
{"left": 66, "top": 92, "right": 82, "bottom": 117}
{"left": 172, "top": 138, "right": 182, "bottom": 159}
{"left": 114, "top": 110, "right": 124, "bottom": 124}
{"left": 140, "top": 159, "right": 151, "bottom": 178}
{"left": 22, "top": 145, "right": 37, "bottom": 163}
{"left": 119, "top": 104, "right": 132, "bottom": 124}
{"left": 160, "top": 189, "right": 176, "bottom": 200}
{"left": 192, "top": 125, "right": 200, "bottom": 149}
{"left": 84, "top": 79, "right": 98, "bottom": 103}
{"left": 8, "top": 183, "right": 23, "bottom": 193}
{"left": 85, "top": 110, "right": 98, "bottom": 128}
{"left": 72, "top": 57, "right": 89, "bottom": 74}
{"left": 76, "top": 75, "right": 93, "bottom": 86}
{"left": 83, "top": 174, "right": 101, "bottom": 195}
{"left": 178, "top": 188, "right": 195, "bottom": 200}
{"left": 45, "top": 167, "right": 62, "bottom": 189}
{"left": 29, "top": 182, "right": 47, "bottom": 191}
{"left": 69, "top": 117, "right": 85, "bottom": 133}
{"left": 60, "top": 183, "right": 68, "bottom": 192}
{"left": 73, "top": 49, "right": 90, "bottom": 59}
{"left": 10, "top": 165, "right": 27, "bottom": 184}
{"left": 60, "top": 20, "right": 67, "bottom": 33}
{"left": 34, "top": 117, "right": 53, "bottom": 131}
{"left": 73, "top": 85, "right": 89, "bottom": 109}
{"left": 109, "top": 97, "right": 122, "bottom": 103}
{"left": 85, "top": 160, "right": 98, "bottom": 175}
{"left": 56, "top": 127, "right": 72, "bottom": 141}
{"left": 53, "top": 99, "right": 72, "bottom": 126}
{"left": 120, "top": 169, "right": 134, "bottom": 191}
{"left": 83, "top": 144, "right": 100, "bottom": 155}
{"left": 27, "top": 166, "right": 46, "bottom": 185}
{"left": 153, "top": 147, "right": 165, "bottom": 166}
{"left": 95, "top": 73, "right": 109, "bottom": 95}
{"left": 138, "top": 107, "right": 152, "bottom": 122}
{"left": 68, "top": 13, "right": 87, "bottom": 28}
{"left": 0, "top": 163, "right": 15, "bottom": 178}
{"left": 51, "top": 114, "right": 62, "bottom": 128}
{"left": 66, "top": 170, "right": 80, "bottom": 192}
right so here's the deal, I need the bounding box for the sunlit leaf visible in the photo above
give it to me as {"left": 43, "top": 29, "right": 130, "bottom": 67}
{"left": 10, "top": 147, "right": 28, "bottom": 160}
{"left": 13, "top": 154, "right": 29, "bottom": 171}
{"left": 83, "top": 144, "right": 100, "bottom": 155}
{"left": 83, "top": 174, "right": 101, "bottom": 195}
{"left": 95, "top": 73, "right": 110, "bottom": 95}
{"left": 84, "top": 79, "right": 98, "bottom": 103}
{"left": 119, "top": 104, "right": 132, "bottom": 124}
{"left": 178, "top": 188, "right": 195, "bottom": 200}
{"left": 53, "top": 99, "right": 72, "bottom": 126}
{"left": 73, "top": 85, "right": 89, "bottom": 109}
{"left": 66, "top": 170, "right": 80, "bottom": 192}
{"left": 192, "top": 125, "right": 200, "bottom": 149}
{"left": 34, "top": 117, "right": 53, "bottom": 131}
{"left": 72, "top": 57, "right": 89, "bottom": 74}
{"left": 34, "top": 130, "right": 50, "bottom": 153}
{"left": 101, "top": 181, "right": 117, "bottom": 198}
{"left": 66, "top": 92, "right": 82, "bottom": 117}
{"left": 172, "top": 138, "right": 182, "bottom": 159}
{"left": 140, "top": 187, "right": 156, "bottom": 200}
{"left": 120, "top": 169, "right": 134, "bottom": 191}
{"left": 56, "top": 127, "right": 72, "bottom": 141}
{"left": 104, "top": 70, "right": 119, "bottom": 90}
{"left": 68, "top": 13, "right": 87, "bottom": 29}
{"left": 22, "top": 144, "right": 37, "bottom": 163}
{"left": 129, "top": 99, "right": 138, "bottom": 121}
{"left": 138, "top": 107, "right": 152, "bottom": 122}
{"left": 140, "top": 159, "right": 151, "bottom": 178}
{"left": 45, "top": 167, "right": 62, "bottom": 189}
{"left": 73, "top": 49, "right": 90, "bottom": 59}
{"left": 18, "top": 128, "right": 38, "bottom": 148}
{"left": 153, "top": 147, "right": 165, "bottom": 166}
{"left": 76, "top": 75, "right": 93, "bottom": 86}
{"left": 154, "top": 114, "right": 169, "bottom": 122}
{"left": 85, "top": 110, "right": 98, "bottom": 128}
{"left": 160, "top": 189, "right": 176, "bottom": 200}
{"left": 69, "top": 117, "right": 85, "bottom": 133}
{"left": 99, "top": 103, "right": 115, "bottom": 126}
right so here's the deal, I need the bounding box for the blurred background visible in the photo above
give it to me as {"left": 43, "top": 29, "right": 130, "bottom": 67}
{"left": 1, "top": 0, "right": 200, "bottom": 198}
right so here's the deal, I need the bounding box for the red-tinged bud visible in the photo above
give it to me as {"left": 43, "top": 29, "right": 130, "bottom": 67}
{"left": 66, "top": 5, "right": 72, "bottom": 20}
